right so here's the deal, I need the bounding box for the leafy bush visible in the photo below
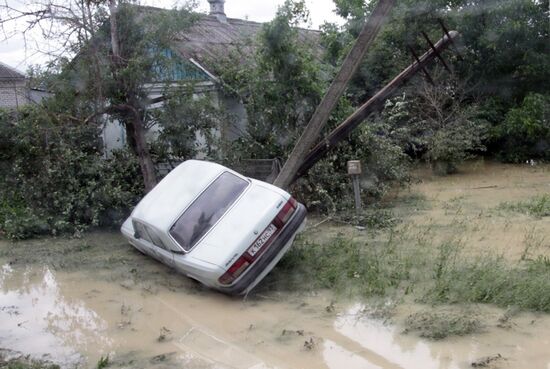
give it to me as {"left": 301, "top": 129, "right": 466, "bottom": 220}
{"left": 497, "top": 93, "right": 550, "bottom": 163}
{"left": 0, "top": 106, "right": 143, "bottom": 239}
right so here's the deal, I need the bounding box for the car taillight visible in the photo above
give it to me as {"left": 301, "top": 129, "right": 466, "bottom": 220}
{"left": 273, "top": 197, "right": 297, "bottom": 228}
{"left": 219, "top": 255, "right": 251, "bottom": 285}
{"left": 218, "top": 197, "right": 298, "bottom": 286}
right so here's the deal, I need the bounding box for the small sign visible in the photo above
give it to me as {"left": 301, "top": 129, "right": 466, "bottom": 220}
{"left": 347, "top": 160, "right": 362, "bottom": 175}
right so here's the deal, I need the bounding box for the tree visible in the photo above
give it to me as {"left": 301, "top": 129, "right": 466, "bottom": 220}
{"left": 216, "top": 0, "right": 324, "bottom": 161}
{"left": 1, "top": 0, "right": 198, "bottom": 191}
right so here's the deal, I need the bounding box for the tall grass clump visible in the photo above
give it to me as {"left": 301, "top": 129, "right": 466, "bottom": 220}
{"left": 267, "top": 230, "right": 550, "bottom": 313}
{"left": 266, "top": 235, "right": 414, "bottom": 297}
{"left": 425, "top": 255, "right": 550, "bottom": 313}
{"left": 497, "top": 194, "right": 550, "bottom": 218}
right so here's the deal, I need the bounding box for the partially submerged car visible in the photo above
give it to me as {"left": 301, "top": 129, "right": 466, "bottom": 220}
{"left": 121, "top": 160, "right": 307, "bottom": 295}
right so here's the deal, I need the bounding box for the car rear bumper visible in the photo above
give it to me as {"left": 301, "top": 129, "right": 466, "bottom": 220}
{"left": 218, "top": 203, "right": 307, "bottom": 295}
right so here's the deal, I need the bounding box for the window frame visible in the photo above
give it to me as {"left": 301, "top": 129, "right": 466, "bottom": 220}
{"left": 133, "top": 219, "right": 178, "bottom": 253}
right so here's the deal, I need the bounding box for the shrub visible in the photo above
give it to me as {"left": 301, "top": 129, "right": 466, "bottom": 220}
{"left": 497, "top": 93, "right": 550, "bottom": 163}
{"left": 0, "top": 106, "right": 143, "bottom": 239}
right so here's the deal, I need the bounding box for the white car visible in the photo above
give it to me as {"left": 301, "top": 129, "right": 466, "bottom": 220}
{"left": 121, "top": 160, "right": 307, "bottom": 295}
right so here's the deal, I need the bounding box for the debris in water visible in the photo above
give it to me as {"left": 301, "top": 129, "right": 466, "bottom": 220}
{"left": 325, "top": 301, "right": 336, "bottom": 313}
{"left": 282, "top": 329, "right": 304, "bottom": 336}
{"left": 303, "top": 337, "right": 316, "bottom": 351}
{"left": 157, "top": 327, "right": 172, "bottom": 342}
{"left": 471, "top": 353, "right": 504, "bottom": 367}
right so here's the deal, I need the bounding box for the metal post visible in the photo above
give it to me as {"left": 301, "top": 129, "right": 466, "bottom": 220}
{"left": 289, "top": 31, "right": 460, "bottom": 185}
{"left": 352, "top": 175, "right": 361, "bottom": 214}
{"left": 347, "top": 160, "right": 362, "bottom": 214}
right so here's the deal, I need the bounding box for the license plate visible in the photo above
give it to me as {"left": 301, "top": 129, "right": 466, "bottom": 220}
{"left": 248, "top": 224, "right": 277, "bottom": 257}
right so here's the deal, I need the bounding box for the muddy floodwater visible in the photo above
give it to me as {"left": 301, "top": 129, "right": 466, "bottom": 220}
{"left": 1, "top": 161, "right": 550, "bottom": 368}
{"left": 1, "top": 263, "right": 550, "bottom": 369}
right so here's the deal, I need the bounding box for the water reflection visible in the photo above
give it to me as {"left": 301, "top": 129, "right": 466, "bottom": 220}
{"left": 0, "top": 264, "right": 111, "bottom": 366}
{"left": 1, "top": 264, "right": 549, "bottom": 369}
{"left": 332, "top": 304, "right": 469, "bottom": 369}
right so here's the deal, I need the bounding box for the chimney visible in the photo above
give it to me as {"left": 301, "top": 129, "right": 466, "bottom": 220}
{"left": 207, "top": 0, "right": 227, "bottom": 23}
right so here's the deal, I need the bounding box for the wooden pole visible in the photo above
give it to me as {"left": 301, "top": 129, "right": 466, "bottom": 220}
{"left": 289, "top": 31, "right": 460, "bottom": 185}
{"left": 273, "top": 0, "right": 396, "bottom": 189}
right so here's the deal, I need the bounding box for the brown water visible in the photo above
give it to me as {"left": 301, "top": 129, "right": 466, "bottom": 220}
{"left": 408, "top": 161, "right": 550, "bottom": 259}
{"left": 1, "top": 263, "right": 549, "bottom": 369}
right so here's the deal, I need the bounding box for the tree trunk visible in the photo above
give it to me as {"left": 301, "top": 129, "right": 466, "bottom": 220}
{"left": 129, "top": 115, "right": 157, "bottom": 192}
{"left": 109, "top": 0, "right": 157, "bottom": 192}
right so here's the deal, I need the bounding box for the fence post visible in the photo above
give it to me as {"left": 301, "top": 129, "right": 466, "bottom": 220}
{"left": 347, "top": 160, "right": 362, "bottom": 214}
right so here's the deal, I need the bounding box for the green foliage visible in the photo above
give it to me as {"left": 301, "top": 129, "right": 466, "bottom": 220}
{"left": 151, "top": 87, "right": 227, "bottom": 161}
{"left": 425, "top": 256, "right": 550, "bottom": 313}
{"left": 218, "top": 1, "right": 411, "bottom": 210}
{"left": 329, "top": 0, "right": 549, "bottom": 158}
{"left": 404, "top": 309, "right": 482, "bottom": 340}
{"left": 264, "top": 228, "right": 550, "bottom": 313}
{"left": 218, "top": 0, "right": 324, "bottom": 161}
{"left": 96, "top": 356, "right": 110, "bottom": 369}
{"left": 270, "top": 236, "right": 413, "bottom": 297}
{"left": 0, "top": 105, "right": 143, "bottom": 240}
{"left": 497, "top": 93, "right": 550, "bottom": 162}
{"left": 378, "top": 76, "right": 489, "bottom": 174}
{"left": 497, "top": 194, "right": 550, "bottom": 218}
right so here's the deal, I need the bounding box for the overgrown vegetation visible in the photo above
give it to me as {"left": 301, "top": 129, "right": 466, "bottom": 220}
{"left": 263, "top": 227, "right": 550, "bottom": 313}
{"left": 497, "top": 194, "right": 550, "bottom": 218}
{"left": 0, "top": 106, "right": 143, "bottom": 239}
{"left": 403, "top": 309, "right": 482, "bottom": 340}
{"left": 0, "top": 0, "right": 547, "bottom": 237}
{"left": 0, "top": 350, "right": 60, "bottom": 369}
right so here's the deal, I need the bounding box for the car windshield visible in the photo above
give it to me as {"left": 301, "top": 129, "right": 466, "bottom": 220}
{"left": 170, "top": 172, "right": 249, "bottom": 251}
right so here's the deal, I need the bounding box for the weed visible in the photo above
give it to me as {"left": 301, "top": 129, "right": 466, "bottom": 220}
{"left": 264, "top": 235, "right": 413, "bottom": 297}
{"left": 403, "top": 309, "right": 482, "bottom": 340}
{"left": 497, "top": 194, "right": 550, "bottom": 218}
{"left": 96, "top": 355, "right": 109, "bottom": 369}
{"left": 2, "top": 362, "right": 60, "bottom": 369}
{"left": 424, "top": 256, "right": 550, "bottom": 313}
{"left": 520, "top": 227, "right": 545, "bottom": 261}
{"left": 270, "top": 229, "right": 550, "bottom": 313}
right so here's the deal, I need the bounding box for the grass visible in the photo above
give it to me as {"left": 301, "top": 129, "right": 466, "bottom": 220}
{"left": 0, "top": 352, "right": 60, "bottom": 369}
{"left": 96, "top": 356, "right": 109, "bottom": 369}
{"left": 1, "top": 363, "right": 59, "bottom": 369}
{"left": 403, "top": 309, "right": 482, "bottom": 340}
{"left": 497, "top": 194, "right": 550, "bottom": 218}
{"left": 264, "top": 225, "right": 550, "bottom": 313}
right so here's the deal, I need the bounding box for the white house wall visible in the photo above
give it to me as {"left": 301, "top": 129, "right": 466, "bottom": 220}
{"left": 101, "top": 81, "right": 248, "bottom": 158}
{"left": 0, "top": 80, "right": 29, "bottom": 109}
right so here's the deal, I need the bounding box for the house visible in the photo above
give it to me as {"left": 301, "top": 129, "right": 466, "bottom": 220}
{"left": 0, "top": 62, "right": 29, "bottom": 109}
{"left": 102, "top": 0, "right": 321, "bottom": 157}
{"left": 0, "top": 61, "right": 51, "bottom": 109}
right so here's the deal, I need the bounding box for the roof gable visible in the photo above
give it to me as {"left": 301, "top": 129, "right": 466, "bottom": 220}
{"left": 0, "top": 61, "right": 25, "bottom": 80}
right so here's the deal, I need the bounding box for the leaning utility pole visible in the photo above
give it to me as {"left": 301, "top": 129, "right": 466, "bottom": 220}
{"left": 289, "top": 30, "right": 460, "bottom": 185}
{"left": 273, "top": 0, "right": 396, "bottom": 190}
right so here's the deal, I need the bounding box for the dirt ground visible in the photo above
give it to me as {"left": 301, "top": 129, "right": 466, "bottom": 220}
{"left": 1, "top": 160, "right": 549, "bottom": 369}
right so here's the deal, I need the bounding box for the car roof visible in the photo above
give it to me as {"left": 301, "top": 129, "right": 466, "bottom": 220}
{"left": 132, "top": 160, "right": 244, "bottom": 231}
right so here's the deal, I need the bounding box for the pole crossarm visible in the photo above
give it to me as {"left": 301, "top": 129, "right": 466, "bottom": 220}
{"left": 290, "top": 30, "right": 460, "bottom": 185}
{"left": 273, "top": 0, "right": 396, "bottom": 189}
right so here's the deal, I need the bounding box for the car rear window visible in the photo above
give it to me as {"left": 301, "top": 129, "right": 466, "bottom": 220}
{"left": 170, "top": 172, "right": 249, "bottom": 251}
